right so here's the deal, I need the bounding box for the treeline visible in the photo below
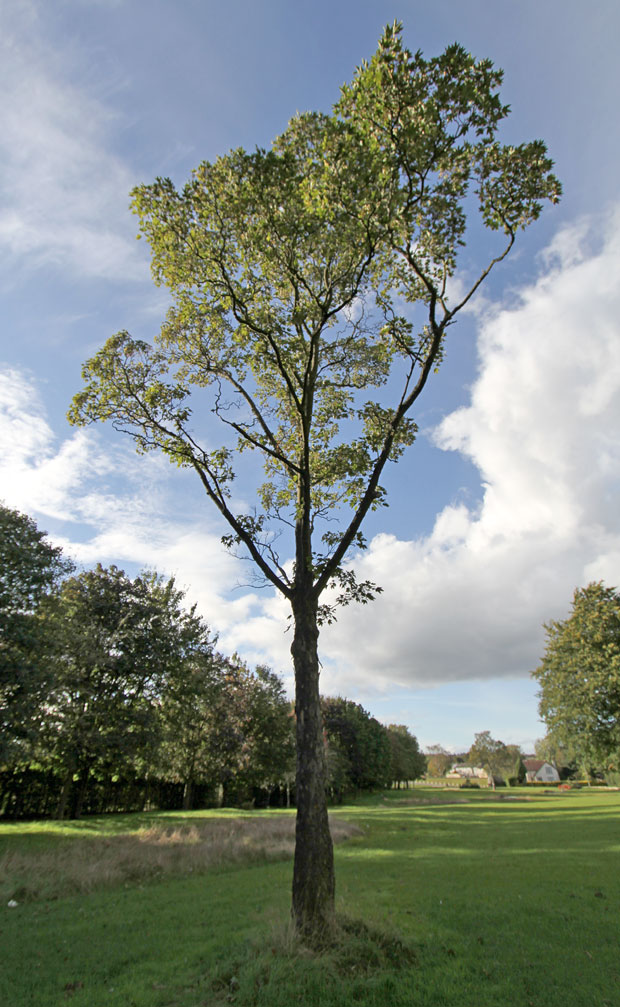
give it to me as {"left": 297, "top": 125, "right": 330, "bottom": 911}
{"left": 1, "top": 505, "right": 425, "bottom": 818}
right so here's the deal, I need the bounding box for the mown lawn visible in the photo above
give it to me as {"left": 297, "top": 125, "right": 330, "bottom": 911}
{"left": 1, "top": 788, "right": 618, "bottom": 1006}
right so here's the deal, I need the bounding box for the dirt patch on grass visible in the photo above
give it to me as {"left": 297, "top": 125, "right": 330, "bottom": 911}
{"left": 0, "top": 815, "right": 361, "bottom": 904}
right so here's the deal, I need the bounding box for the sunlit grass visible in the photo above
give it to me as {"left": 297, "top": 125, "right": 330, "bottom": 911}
{"left": 2, "top": 787, "right": 619, "bottom": 1006}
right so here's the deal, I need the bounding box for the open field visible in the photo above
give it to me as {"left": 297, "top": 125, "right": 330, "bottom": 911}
{"left": 1, "top": 787, "right": 619, "bottom": 1006}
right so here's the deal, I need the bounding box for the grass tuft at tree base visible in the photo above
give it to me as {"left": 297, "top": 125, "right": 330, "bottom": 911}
{"left": 206, "top": 914, "right": 419, "bottom": 1006}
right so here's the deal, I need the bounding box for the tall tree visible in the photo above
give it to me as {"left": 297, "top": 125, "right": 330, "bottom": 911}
{"left": 532, "top": 583, "right": 620, "bottom": 773}
{"left": 0, "top": 505, "right": 71, "bottom": 762}
{"left": 231, "top": 663, "right": 295, "bottom": 801}
{"left": 322, "top": 696, "right": 392, "bottom": 792}
{"left": 387, "top": 724, "right": 426, "bottom": 787}
{"left": 42, "top": 565, "right": 212, "bottom": 818}
{"left": 68, "top": 24, "right": 560, "bottom": 936}
{"left": 159, "top": 654, "right": 294, "bottom": 809}
{"left": 152, "top": 635, "right": 223, "bottom": 810}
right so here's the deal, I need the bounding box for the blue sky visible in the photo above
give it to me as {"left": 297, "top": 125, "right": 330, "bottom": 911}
{"left": 1, "top": 0, "right": 619, "bottom": 753}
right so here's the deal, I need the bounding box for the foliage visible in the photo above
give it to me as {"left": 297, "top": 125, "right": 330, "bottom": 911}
{"left": 203, "top": 659, "right": 295, "bottom": 804}
{"left": 466, "top": 731, "right": 523, "bottom": 785}
{"left": 0, "top": 504, "right": 71, "bottom": 761}
{"left": 322, "top": 697, "right": 392, "bottom": 794}
{"left": 386, "top": 724, "right": 426, "bottom": 785}
{"left": 532, "top": 582, "right": 620, "bottom": 771}
{"left": 68, "top": 21, "right": 560, "bottom": 932}
{"left": 152, "top": 637, "right": 224, "bottom": 808}
{"left": 68, "top": 25, "right": 560, "bottom": 606}
{"left": 39, "top": 564, "right": 213, "bottom": 817}
{"left": 424, "top": 744, "right": 454, "bottom": 777}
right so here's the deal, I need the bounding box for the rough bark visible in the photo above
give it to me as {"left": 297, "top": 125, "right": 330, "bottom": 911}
{"left": 290, "top": 592, "right": 335, "bottom": 939}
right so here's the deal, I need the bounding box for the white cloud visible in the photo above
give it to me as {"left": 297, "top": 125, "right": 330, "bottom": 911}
{"left": 316, "top": 208, "right": 620, "bottom": 691}
{"left": 0, "top": 369, "right": 114, "bottom": 519}
{"left": 0, "top": 366, "right": 274, "bottom": 658}
{"left": 0, "top": 2, "right": 147, "bottom": 283}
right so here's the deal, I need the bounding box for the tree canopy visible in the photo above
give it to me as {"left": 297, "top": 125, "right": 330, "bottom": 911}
{"left": 0, "top": 504, "right": 71, "bottom": 762}
{"left": 532, "top": 583, "right": 620, "bottom": 773}
{"left": 322, "top": 696, "right": 392, "bottom": 794}
{"left": 41, "top": 564, "right": 214, "bottom": 818}
{"left": 68, "top": 22, "right": 560, "bottom": 937}
{"left": 424, "top": 744, "right": 453, "bottom": 778}
{"left": 386, "top": 724, "right": 426, "bottom": 787}
{"left": 466, "top": 731, "right": 524, "bottom": 786}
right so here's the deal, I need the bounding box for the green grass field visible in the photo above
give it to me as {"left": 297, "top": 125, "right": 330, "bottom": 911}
{"left": 1, "top": 787, "right": 618, "bottom": 1006}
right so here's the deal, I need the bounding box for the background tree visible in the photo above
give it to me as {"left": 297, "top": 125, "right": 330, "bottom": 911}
{"left": 466, "top": 731, "right": 522, "bottom": 787}
{"left": 42, "top": 565, "right": 211, "bottom": 818}
{"left": 69, "top": 23, "right": 560, "bottom": 936}
{"left": 386, "top": 724, "right": 426, "bottom": 787}
{"left": 0, "top": 505, "right": 71, "bottom": 763}
{"left": 424, "top": 744, "right": 454, "bottom": 778}
{"left": 532, "top": 583, "right": 620, "bottom": 778}
{"left": 502, "top": 744, "right": 526, "bottom": 786}
{"left": 155, "top": 639, "right": 223, "bottom": 810}
{"left": 322, "top": 696, "right": 392, "bottom": 793}
{"left": 233, "top": 663, "right": 295, "bottom": 803}
{"left": 212, "top": 659, "right": 295, "bottom": 806}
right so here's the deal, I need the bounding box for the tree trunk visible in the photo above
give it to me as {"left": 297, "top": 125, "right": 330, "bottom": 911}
{"left": 291, "top": 593, "right": 335, "bottom": 940}
{"left": 72, "top": 763, "right": 91, "bottom": 819}
{"left": 183, "top": 778, "right": 193, "bottom": 810}
{"left": 56, "top": 763, "right": 75, "bottom": 820}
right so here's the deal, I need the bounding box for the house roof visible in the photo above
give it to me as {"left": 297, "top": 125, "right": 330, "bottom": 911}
{"left": 523, "top": 759, "right": 546, "bottom": 772}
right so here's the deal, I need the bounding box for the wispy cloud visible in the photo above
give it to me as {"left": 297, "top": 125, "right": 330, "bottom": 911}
{"left": 0, "top": 1, "right": 147, "bottom": 284}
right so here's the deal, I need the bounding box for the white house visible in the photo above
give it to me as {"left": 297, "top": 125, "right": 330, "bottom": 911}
{"left": 523, "top": 759, "right": 560, "bottom": 783}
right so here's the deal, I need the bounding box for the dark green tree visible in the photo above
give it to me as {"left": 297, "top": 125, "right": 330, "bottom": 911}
{"left": 532, "top": 583, "right": 620, "bottom": 774}
{"left": 232, "top": 663, "right": 295, "bottom": 801}
{"left": 159, "top": 655, "right": 294, "bottom": 808}
{"left": 322, "top": 696, "right": 391, "bottom": 792}
{"left": 154, "top": 637, "right": 223, "bottom": 810}
{"left": 68, "top": 24, "right": 560, "bottom": 935}
{"left": 386, "top": 724, "right": 426, "bottom": 787}
{"left": 0, "top": 505, "right": 71, "bottom": 762}
{"left": 41, "top": 565, "right": 212, "bottom": 818}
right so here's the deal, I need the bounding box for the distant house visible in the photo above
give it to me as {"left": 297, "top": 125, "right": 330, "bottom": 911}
{"left": 523, "top": 759, "right": 560, "bottom": 783}
{"left": 446, "top": 764, "right": 489, "bottom": 780}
